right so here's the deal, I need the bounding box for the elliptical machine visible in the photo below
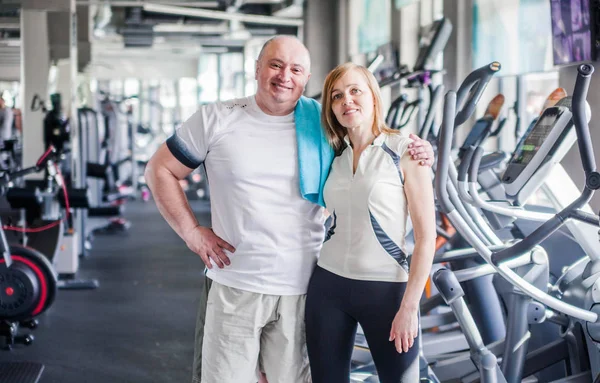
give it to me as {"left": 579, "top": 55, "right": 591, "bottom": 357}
{"left": 434, "top": 63, "right": 600, "bottom": 382}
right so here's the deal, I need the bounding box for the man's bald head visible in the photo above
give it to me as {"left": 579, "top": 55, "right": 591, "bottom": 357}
{"left": 257, "top": 35, "right": 311, "bottom": 72}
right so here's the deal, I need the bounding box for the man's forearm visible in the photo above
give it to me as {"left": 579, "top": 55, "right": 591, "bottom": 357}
{"left": 146, "top": 166, "right": 200, "bottom": 242}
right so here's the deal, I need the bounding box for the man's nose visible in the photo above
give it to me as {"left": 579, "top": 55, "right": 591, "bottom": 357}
{"left": 277, "top": 67, "right": 292, "bottom": 81}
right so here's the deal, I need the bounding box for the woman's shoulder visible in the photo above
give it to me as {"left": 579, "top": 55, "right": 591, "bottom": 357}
{"left": 383, "top": 132, "right": 414, "bottom": 157}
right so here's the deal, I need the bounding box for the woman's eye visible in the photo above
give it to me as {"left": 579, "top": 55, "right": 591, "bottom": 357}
{"left": 332, "top": 94, "right": 341, "bottom": 100}
{"left": 351, "top": 88, "right": 361, "bottom": 94}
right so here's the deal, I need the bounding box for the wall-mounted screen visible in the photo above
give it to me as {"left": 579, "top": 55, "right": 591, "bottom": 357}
{"left": 551, "top": 0, "right": 594, "bottom": 65}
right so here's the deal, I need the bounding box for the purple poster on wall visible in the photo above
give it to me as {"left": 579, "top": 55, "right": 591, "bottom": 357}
{"left": 551, "top": 0, "right": 593, "bottom": 65}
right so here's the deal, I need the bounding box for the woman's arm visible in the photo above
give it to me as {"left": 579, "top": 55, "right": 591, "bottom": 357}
{"left": 389, "top": 154, "right": 437, "bottom": 353}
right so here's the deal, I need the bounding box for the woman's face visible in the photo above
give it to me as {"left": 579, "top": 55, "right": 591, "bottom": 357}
{"left": 330, "top": 69, "right": 375, "bottom": 133}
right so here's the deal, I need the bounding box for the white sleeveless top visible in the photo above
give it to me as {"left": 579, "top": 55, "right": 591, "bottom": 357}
{"left": 318, "top": 132, "right": 413, "bottom": 282}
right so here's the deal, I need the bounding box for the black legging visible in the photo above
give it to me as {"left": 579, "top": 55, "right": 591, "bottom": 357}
{"left": 305, "top": 266, "right": 420, "bottom": 383}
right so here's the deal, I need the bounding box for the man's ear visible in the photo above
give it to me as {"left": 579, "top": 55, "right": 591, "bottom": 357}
{"left": 302, "top": 73, "right": 311, "bottom": 91}
{"left": 255, "top": 60, "right": 259, "bottom": 80}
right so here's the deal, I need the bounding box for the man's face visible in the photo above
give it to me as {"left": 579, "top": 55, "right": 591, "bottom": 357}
{"left": 255, "top": 38, "right": 311, "bottom": 108}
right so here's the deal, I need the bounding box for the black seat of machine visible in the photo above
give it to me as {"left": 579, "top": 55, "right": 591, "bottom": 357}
{"left": 88, "top": 206, "right": 122, "bottom": 217}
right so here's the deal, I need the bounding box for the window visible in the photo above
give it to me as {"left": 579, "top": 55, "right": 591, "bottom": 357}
{"left": 219, "top": 53, "right": 244, "bottom": 101}
{"left": 179, "top": 77, "right": 199, "bottom": 122}
{"left": 198, "top": 54, "right": 219, "bottom": 103}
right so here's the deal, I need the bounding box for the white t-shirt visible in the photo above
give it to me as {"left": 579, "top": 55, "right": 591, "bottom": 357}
{"left": 167, "top": 96, "right": 326, "bottom": 295}
{"left": 318, "top": 132, "right": 414, "bottom": 283}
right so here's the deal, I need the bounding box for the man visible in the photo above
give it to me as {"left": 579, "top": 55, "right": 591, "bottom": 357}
{"left": 145, "top": 35, "right": 434, "bottom": 383}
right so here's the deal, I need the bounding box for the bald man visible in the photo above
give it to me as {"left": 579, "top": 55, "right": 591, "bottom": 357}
{"left": 145, "top": 36, "right": 434, "bottom": 383}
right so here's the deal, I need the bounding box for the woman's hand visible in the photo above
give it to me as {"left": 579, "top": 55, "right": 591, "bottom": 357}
{"left": 389, "top": 305, "right": 419, "bottom": 353}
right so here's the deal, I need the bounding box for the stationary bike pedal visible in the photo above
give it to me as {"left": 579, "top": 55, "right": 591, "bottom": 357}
{"left": 15, "top": 334, "right": 34, "bottom": 346}
{"left": 20, "top": 319, "right": 38, "bottom": 330}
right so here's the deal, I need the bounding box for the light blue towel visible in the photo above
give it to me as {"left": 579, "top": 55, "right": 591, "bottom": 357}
{"left": 295, "top": 96, "right": 335, "bottom": 208}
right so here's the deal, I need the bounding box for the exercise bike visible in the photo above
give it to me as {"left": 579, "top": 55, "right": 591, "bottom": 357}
{"left": 0, "top": 147, "right": 62, "bottom": 351}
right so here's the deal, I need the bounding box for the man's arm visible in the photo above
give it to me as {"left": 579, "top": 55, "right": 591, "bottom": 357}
{"left": 145, "top": 144, "right": 234, "bottom": 268}
{"left": 145, "top": 144, "right": 198, "bottom": 239}
{"left": 408, "top": 133, "right": 434, "bottom": 167}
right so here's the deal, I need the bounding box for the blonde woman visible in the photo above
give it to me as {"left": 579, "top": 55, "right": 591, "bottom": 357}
{"left": 305, "top": 63, "right": 437, "bottom": 382}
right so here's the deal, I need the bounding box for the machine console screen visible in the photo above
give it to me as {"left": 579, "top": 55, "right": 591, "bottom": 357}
{"left": 509, "top": 110, "right": 560, "bottom": 166}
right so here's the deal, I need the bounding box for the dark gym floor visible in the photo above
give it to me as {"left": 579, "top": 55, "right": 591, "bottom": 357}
{"left": 1, "top": 199, "right": 211, "bottom": 383}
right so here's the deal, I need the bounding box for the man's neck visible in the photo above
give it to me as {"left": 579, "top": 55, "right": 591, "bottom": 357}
{"left": 255, "top": 94, "right": 297, "bottom": 116}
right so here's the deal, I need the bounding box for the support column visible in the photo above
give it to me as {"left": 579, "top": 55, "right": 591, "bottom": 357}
{"left": 303, "top": 0, "right": 341, "bottom": 97}
{"left": 20, "top": 8, "right": 50, "bottom": 171}
{"left": 443, "top": 0, "right": 473, "bottom": 92}
{"left": 443, "top": 0, "right": 500, "bottom": 145}
{"left": 50, "top": 0, "right": 83, "bottom": 267}
{"left": 77, "top": 5, "right": 91, "bottom": 73}
{"left": 21, "top": 0, "right": 85, "bottom": 275}
{"left": 391, "top": 1, "right": 421, "bottom": 133}
{"left": 392, "top": 1, "right": 421, "bottom": 71}
{"left": 47, "top": 1, "right": 80, "bottom": 192}
{"left": 336, "top": 0, "right": 349, "bottom": 65}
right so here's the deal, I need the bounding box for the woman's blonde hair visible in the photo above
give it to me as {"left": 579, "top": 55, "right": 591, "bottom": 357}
{"left": 321, "top": 62, "right": 398, "bottom": 155}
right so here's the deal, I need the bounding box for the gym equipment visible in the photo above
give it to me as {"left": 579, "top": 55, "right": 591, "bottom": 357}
{"left": 0, "top": 148, "right": 60, "bottom": 355}
{"left": 0, "top": 245, "right": 57, "bottom": 323}
{"left": 378, "top": 18, "right": 453, "bottom": 135}
{"left": 457, "top": 94, "right": 506, "bottom": 160}
{"left": 432, "top": 268, "right": 506, "bottom": 382}
{"left": 80, "top": 106, "right": 132, "bottom": 239}
{"left": 31, "top": 94, "right": 70, "bottom": 154}
{"left": 439, "top": 63, "right": 600, "bottom": 382}
{"left": 425, "top": 62, "right": 546, "bottom": 382}
{"left": 3, "top": 145, "right": 97, "bottom": 291}
{"left": 428, "top": 85, "right": 593, "bottom": 382}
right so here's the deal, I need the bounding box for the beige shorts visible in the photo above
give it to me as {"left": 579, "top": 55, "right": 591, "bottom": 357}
{"left": 201, "top": 280, "right": 311, "bottom": 383}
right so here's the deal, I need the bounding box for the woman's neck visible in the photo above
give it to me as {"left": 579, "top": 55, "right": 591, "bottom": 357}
{"left": 347, "top": 127, "right": 377, "bottom": 152}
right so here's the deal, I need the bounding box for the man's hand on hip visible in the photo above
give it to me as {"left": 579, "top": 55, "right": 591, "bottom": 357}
{"left": 185, "top": 226, "right": 236, "bottom": 269}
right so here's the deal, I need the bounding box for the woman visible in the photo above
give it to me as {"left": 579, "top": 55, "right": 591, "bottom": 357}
{"left": 305, "top": 63, "right": 437, "bottom": 382}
